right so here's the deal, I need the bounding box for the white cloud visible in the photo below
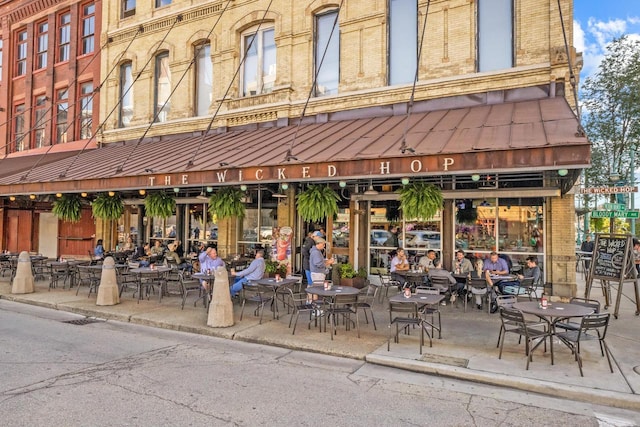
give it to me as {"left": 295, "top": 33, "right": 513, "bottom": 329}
{"left": 574, "top": 20, "right": 586, "bottom": 52}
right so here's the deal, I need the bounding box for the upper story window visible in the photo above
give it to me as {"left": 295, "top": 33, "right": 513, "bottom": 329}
{"left": 119, "top": 62, "right": 134, "bottom": 127}
{"left": 36, "top": 22, "right": 48, "bottom": 70}
{"left": 478, "top": 0, "right": 513, "bottom": 72}
{"left": 154, "top": 52, "right": 171, "bottom": 122}
{"left": 15, "top": 30, "right": 27, "bottom": 76}
{"left": 33, "top": 95, "right": 48, "bottom": 148}
{"left": 314, "top": 10, "right": 340, "bottom": 96}
{"left": 388, "top": 0, "right": 417, "bottom": 85}
{"left": 0, "top": 39, "right": 3, "bottom": 81}
{"left": 79, "top": 82, "right": 93, "bottom": 139}
{"left": 122, "top": 0, "right": 136, "bottom": 19}
{"left": 195, "top": 43, "right": 212, "bottom": 116}
{"left": 13, "top": 104, "right": 26, "bottom": 151}
{"left": 58, "top": 12, "right": 71, "bottom": 63}
{"left": 82, "top": 3, "right": 96, "bottom": 55}
{"left": 55, "top": 88, "right": 69, "bottom": 144}
{"left": 155, "top": 0, "right": 171, "bottom": 7}
{"left": 242, "top": 26, "right": 276, "bottom": 96}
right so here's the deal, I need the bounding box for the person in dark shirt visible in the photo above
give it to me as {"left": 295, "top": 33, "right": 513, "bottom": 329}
{"left": 580, "top": 235, "right": 594, "bottom": 270}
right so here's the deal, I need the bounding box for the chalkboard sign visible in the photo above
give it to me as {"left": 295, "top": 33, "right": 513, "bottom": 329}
{"left": 591, "top": 235, "right": 630, "bottom": 280}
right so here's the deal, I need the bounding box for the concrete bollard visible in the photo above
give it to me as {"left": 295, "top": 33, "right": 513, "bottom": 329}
{"left": 11, "top": 251, "right": 35, "bottom": 294}
{"left": 96, "top": 257, "right": 120, "bottom": 306}
{"left": 207, "top": 266, "right": 234, "bottom": 327}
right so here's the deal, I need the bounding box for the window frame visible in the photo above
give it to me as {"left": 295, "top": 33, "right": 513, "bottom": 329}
{"left": 155, "top": 0, "right": 171, "bottom": 8}
{"left": 13, "top": 103, "right": 26, "bottom": 152}
{"left": 388, "top": 0, "right": 418, "bottom": 86}
{"left": 15, "top": 29, "right": 28, "bottom": 76}
{"left": 477, "top": 0, "right": 514, "bottom": 72}
{"left": 36, "top": 21, "right": 48, "bottom": 70}
{"left": 194, "top": 42, "right": 212, "bottom": 116}
{"left": 122, "top": 0, "right": 136, "bottom": 19}
{"left": 119, "top": 62, "right": 134, "bottom": 128}
{"left": 81, "top": 2, "right": 96, "bottom": 55}
{"left": 55, "top": 88, "right": 69, "bottom": 144}
{"left": 78, "top": 81, "right": 93, "bottom": 139}
{"left": 153, "top": 51, "right": 171, "bottom": 122}
{"left": 58, "top": 12, "right": 71, "bottom": 63}
{"left": 33, "top": 95, "right": 48, "bottom": 148}
{"left": 240, "top": 25, "right": 276, "bottom": 97}
{"left": 0, "top": 39, "right": 4, "bottom": 81}
{"left": 313, "top": 9, "right": 340, "bottom": 97}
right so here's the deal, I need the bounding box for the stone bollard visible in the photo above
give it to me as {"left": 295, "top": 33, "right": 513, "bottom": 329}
{"left": 207, "top": 266, "right": 234, "bottom": 327}
{"left": 12, "top": 251, "right": 35, "bottom": 294}
{"left": 96, "top": 257, "right": 120, "bottom": 306}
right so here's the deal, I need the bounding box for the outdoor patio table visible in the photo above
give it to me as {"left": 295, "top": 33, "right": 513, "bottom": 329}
{"left": 513, "top": 301, "right": 594, "bottom": 365}
{"left": 305, "top": 285, "right": 360, "bottom": 332}
{"left": 389, "top": 292, "right": 445, "bottom": 306}
{"left": 129, "top": 266, "right": 172, "bottom": 302}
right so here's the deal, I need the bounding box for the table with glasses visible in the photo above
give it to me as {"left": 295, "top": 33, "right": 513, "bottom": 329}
{"left": 513, "top": 301, "right": 594, "bottom": 365}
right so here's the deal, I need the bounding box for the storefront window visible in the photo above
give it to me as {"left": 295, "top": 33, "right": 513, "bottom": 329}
{"left": 188, "top": 203, "right": 216, "bottom": 252}
{"left": 403, "top": 213, "right": 441, "bottom": 265}
{"left": 497, "top": 198, "right": 544, "bottom": 254}
{"left": 237, "top": 188, "right": 277, "bottom": 257}
{"left": 332, "top": 209, "right": 349, "bottom": 248}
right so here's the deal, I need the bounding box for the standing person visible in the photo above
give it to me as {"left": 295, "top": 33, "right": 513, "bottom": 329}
{"left": 580, "top": 234, "right": 595, "bottom": 270}
{"left": 384, "top": 226, "right": 400, "bottom": 248}
{"left": 230, "top": 250, "right": 266, "bottom": 297}
{"left": 94, "top": 239, "right": 105, "bottom": 259}
{"left": 390, "top": 248, "right": 409, "bottom": 285}
{"left": 301, "top": 231, "right": 316, "bottom": 285}
{"left": 309, "top": 238, "right": 335, "bottom": 284}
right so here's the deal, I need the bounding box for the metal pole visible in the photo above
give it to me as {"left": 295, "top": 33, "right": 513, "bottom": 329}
{"left": 631, "top": 148, "right": 636, "bottom": 236}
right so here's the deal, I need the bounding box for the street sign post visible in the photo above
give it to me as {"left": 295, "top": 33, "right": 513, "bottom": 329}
{"left": 591, "top": 210, "right": 640, "bottom": 219}
{"left": 604, "top": 203, "right": 627, "bottom": 210}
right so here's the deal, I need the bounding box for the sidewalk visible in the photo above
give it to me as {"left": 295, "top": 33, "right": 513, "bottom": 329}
{"left": 1, "top": 273, "right": 639, "bottom": 410}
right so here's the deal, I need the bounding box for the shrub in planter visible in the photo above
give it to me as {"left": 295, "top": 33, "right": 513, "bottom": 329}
{"left": 264, "top": 259, "right": 287, "bottom": 277}
{"left": 338, "top": 263, "right": 368, "bottom": 288}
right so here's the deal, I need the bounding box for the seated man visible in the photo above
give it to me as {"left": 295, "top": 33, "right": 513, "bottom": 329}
{"left": 483, "top": 251, "right": 509, "bottom": 312}
{"left": 427, "top": 259, "right": 459, "bottom": 294}
{"left": 500, "top": 256, "right": 541, "bottom": 295}
{"left": 230, "top": 250, "right": 266, "bottom": 297}
{"left": 200, "top": 247, "right": 225, "bottom": 291}
{"left": 389, "top": 248, "right": 409, "bottom": 286}
{"left": 418, "top": 250, "right": 437, "bottom": 271}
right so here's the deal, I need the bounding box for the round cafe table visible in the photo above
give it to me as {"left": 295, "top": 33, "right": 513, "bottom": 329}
{"left": 305, "top": 285, "right": 360, "bottom": 332}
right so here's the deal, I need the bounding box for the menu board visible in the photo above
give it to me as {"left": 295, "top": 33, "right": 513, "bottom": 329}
{"left": 591, "top": 235, "right": 630, "bottom": 280}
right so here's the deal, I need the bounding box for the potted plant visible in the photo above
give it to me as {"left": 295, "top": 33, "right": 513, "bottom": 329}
{"left": 52, "top": 194, "right": 83, "bottom": 222}
{"left": 208, "top": 187, "right": 245, "bottom": 219}
{"left": 338, "top": 263, "right": 368, "bottom": 288}
{"left": 398, "top": 182, "right": 443, "bottom": 220}
{"left": 264, "top": 259, "right": 287, "bottom": 277}
{"left": 144, "top": 192, "right": 176, "bottom": 218}
{"left": 296, "top": 185, "right": 340, "bottom": 222}
{"left": 92, "top": 193, "right": 124, "bottom": 220}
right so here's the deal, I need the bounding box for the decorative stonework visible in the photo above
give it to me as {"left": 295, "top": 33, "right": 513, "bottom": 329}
{"left": 227, "top": 111, "right": 278, "bottom": 127}
{"left": 550, "top": 46, "right": 568, "bottom": 65}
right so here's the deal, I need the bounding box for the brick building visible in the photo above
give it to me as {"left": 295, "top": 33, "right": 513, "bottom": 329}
{"left": 0, "top": 0, "right": 588, "bottom": 296}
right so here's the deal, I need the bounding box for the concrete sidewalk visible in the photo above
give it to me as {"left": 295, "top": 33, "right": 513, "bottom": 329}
{"left": 1, "top": 273, "right": 639, "bottom": 411}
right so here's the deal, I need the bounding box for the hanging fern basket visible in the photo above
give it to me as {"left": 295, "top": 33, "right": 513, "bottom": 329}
{"left": 52, "top": 194, "right": 83, "bottom": 223}
{"left": 92, "top": 193, "right": 124, "bottom": 220}
{"left": 144, "top": 192, "right": 176, "bottom": 219}
{"left": 296, "top": 185, "right": 340, "bottom": 222}
{"left": 398, "top": 183, "right": 443, "bottom": 220}
{"left": 208, "top": 187, "right": 245, "bottom": 220}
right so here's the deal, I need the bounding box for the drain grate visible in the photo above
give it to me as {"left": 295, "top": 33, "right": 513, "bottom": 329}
{"left": 62, "top": 318, "right": 102, "bottom": 326}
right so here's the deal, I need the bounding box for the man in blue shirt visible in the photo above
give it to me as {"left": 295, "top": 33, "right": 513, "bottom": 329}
{"left": 200, "top": 247, "right": 225, "bottom": 291}
{"left": 482, "top": 252, "right": 509, "bottom": 312}
{"left": 230, "top": 250, "right": 266, "bottom": 297}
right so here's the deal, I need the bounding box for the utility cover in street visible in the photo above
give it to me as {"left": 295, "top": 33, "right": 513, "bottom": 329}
{"left": 591, "top": 210, "right": 640, "bottom": 218}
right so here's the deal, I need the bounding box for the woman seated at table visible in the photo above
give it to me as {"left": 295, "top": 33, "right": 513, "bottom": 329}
{"left": 150, "top": 240, "right": 164, "bottom": 257}
{"left": 94, "top": 239, "right": 105, "bottom": 259}
{"left": 121, "top": 236, "right": 135, "bottom": 252}
{"left": 390, "top": 248, "right": 409, "bottom": 286}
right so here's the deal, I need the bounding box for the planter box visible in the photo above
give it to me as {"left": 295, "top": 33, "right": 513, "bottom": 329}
{"left": 339, "top": 277, "right": 366, "bottom": 289}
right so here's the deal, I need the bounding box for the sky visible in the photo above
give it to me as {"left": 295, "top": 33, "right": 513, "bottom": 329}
{"left": 573, "top": 0, "right": 640, "bottom": 83}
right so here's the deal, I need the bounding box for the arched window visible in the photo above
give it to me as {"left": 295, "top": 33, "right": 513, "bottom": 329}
{"left": 477, "top": 0, "right": 514, "bottom": 72}
{"left": 388, "top": 0, "right": 417, "bottom": 85}
{"left": 154, "top": 52, "right": 171, "bottom": 122}
{"left": 241, "top": 26, "right": 276, "bottom": 96}
{"left": 314, "top": 9, "right": 340, "bottom": 96}
{"left": 194, "top": 43, "right": 212, "bottom": 116}
{"left": 119, "top": 62, "right": 134, "bottom": 128}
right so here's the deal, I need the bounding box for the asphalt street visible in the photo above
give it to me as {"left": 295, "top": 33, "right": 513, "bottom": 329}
{"left": 1, "top": 300, "right": 638, "bottom": 426}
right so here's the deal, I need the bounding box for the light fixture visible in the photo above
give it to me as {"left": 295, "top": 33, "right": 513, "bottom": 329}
{"left": 471, "top": 174, "right": 481, "bottom": 182}
{"left": 558, "top": 169, "right": 569, "bottom": 177}
{"left": 173, "top": 187, "right": 180, "bottom": 193}
{"left": 196, "top": 191, "right": 209, "bottom": 200}
{"left": 206, "top": 186, "right": 214, "bottom": 192}
{"left": 363, "top": 180, "right": 378, "bottom": 195}
{"left": 9, "top": 196, "right": 16, "bottom": 201}
{"left": 108, "top": 191, "right": 115, "bottom": 197}
{"left": 56, "top": 193, "right": 62, "bottom": 198}
{"left": 81, "top": 192, "right": 88, "bottom": 197}
{"left": 281, "top": 183, "right": 289, "bottom": 190}
{"left": 139, "top": 189, "right": 146, "bottom": 196}
{"left": 401, "top": 177, "right": 410, "bottom": 186}
{"left": 29, "top": 194, "right": 36, "bottom": 200}
{"left": 339, "top": 180, "right": 347, "bottom": 188}
{"left": 240, "top": 184, "right": 247, "bottom": 191}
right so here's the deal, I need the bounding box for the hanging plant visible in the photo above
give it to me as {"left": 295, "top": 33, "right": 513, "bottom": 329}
{"left": 92, "top": 193, "right": 124, "bottom": 220}
{"left": 398, "top": 182, "right": 443, "bottom": 220}
{"left": 144, "top": 192, "right": 176, "bottom": 218}
{"left": 455, "top": 199, "right": 477, "bottom": 224}
{"left": 208, "top": 187, "right": 245, "bottom": 219}
{"left": 52, "top": 194, "right": 83, "bottom": 223}
{"left": 296, "top": 185, "right": 340, "bottom": 222}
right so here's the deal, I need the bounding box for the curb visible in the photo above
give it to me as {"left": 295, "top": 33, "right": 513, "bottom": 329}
{"left": 365, "top": 353, "right": 640, "bottom": 411}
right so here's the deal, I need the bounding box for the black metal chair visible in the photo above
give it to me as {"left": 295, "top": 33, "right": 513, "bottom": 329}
{"left": 497, "top": 307, "right": 549, "bottom": 370}
{"left": 555, "top": 313, "right": 613, "bottom": 377}
{"left": 178, "top": 270, "right": 203, "bottom": 310}
{"left": 325, "top": 293, "right": 359, "bottom": 340}
{"left": 415, "top": 286, "right": 442, "bottom": 339}
{"left": 75, "top": 265, "right": 100, "bottom": 297}
{"left": 354, "top": 284, "right": 377, "bottom": 331}
{"left": 388, "top": 301, "right": 432, "bottom": 354}
{"left": 240, "top": 282, "right": 276, "bottom": 324}
{"left": 377, "top": 272, "right": 401, "bottom": 302}
{"left": 555, "top": 297, "right": 601, "bottom": 332}
{"left": 465, "top": 277, "right": 489, "bottom": 313}
{"left": 282, "top": 287, "right": 316, "bottom": 335}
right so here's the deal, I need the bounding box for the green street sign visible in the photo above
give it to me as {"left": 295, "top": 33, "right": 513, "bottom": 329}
{"left": 604, "top": 203, "right": 626, "bottom": 210}
{"left": 591, "top": 210, "right": 640, "bottom": 218}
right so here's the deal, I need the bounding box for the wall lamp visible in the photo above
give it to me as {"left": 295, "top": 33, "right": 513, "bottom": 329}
{"left": 558, "top": 169, "right": 569, "bottom": 177}
{"left": 56, "top": 193, "right": 62, "bottom": 198}
{"left": 240, "top": 184, "right": 248, "bottom": 191}
{"left": 173, "top": 187, "right": 180, "bottom": 193}
{"left": 401, "top": 177, "right": 410, "bottom": 186}
{"left": 29, "top": 194, "right": 36, "bottom": 200}
{"left": 338, "top": 180, "right": 347, "bottom": 188}
{"left": 108, "top": 191, "right": 116, "bottom": 197}
{"left": 206, "top": 186, "right": 214, "bottom": 193}
{"left": 471, "top": 174, "right": 481, "bottom": 182}
{"left": 9, "top": 196, "right": 16, "bottom": 201}
{"left": 81, "top": 192, "right": 88, "bottom": 197}
{"left": 139, "top": 189, "right": 146, "bottom": 196}
{"left": 281, "top": 183, "right": 289, "bottom": 190}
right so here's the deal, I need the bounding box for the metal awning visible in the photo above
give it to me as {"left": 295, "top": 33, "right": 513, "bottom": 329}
{"left": 0, "top": 96, "right": 589, "bottom": 195}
